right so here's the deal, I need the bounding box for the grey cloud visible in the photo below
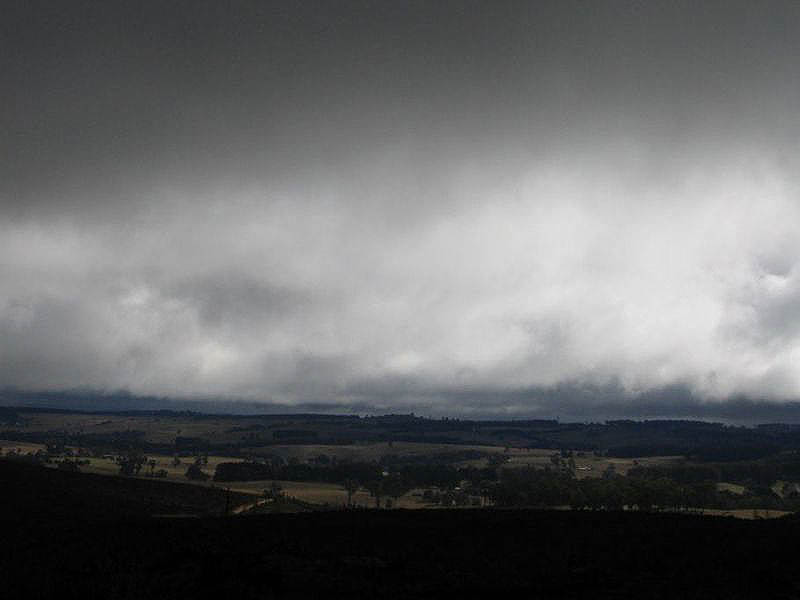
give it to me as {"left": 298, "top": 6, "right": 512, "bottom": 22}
{"left": 3, "top": 2, "right": 800, "bottom": 413}
{"left": 164, "top": 272, "right": 314, "bottom": 333}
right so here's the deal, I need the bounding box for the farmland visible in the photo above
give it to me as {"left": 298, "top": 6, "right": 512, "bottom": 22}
{"left": 4, "top": 406, "right": 800, "bottom": 598}
{"left": 3, "top": 407, "right": 800, "bottom": 516}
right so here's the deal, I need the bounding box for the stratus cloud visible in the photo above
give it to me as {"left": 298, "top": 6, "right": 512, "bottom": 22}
{"left": 2, "top": 137, "right": 799, "bottom": 406}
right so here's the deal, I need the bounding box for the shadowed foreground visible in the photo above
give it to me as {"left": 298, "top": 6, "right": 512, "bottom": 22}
{"left": 2, "top": 460, "right": 799, "bottom": 599}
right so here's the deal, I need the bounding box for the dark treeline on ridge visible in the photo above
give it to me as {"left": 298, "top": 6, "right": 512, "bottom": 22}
{"left": 4, "top": 406, "right": 800, "bottom": 461}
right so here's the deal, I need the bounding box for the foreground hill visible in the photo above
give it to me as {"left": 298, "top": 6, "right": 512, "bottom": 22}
{"left": 0, "top": 459, "right": 253, "bottom": 519}
{"left": 5, "top": 511, "right": 800, "bottom": 599}
{"left": 2, "top": 459, "right": 800, "bottom": 599}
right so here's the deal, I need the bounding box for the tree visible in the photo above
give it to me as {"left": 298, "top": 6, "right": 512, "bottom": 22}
{"left": 343, "top": 479, "right": 359, "bottom": 507}
{"left": 364, "top": 480, "right": 384, "bottom": 508}
{"left": 383, "top": 473, "right": 411, "bottom": 508}
{"left": 118, "top": 450, "right": 146, "bottom": 476}
{"left": 568, "top": 486, "right": 587, "bottom": 510}
{"left": 264, "top": 480, "right": 283, "bottom": 500}
{"left": 185, "top": 463, "right": 209, "bottom": 481}
{"left": 57, "top": 459, "right": 79, "bottom": 472}
{"left": 263, "top": 481, "right": 285, "bottom": 513}
{"left": 603, "top": 481, "right": 625, "bottom": 511}
{"left": 602, "top": 463, "right": 617, "bottom": 479}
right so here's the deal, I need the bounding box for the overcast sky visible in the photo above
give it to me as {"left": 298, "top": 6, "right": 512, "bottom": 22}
{"left": 3, "top": 1, "right": 800, "bottom": 415}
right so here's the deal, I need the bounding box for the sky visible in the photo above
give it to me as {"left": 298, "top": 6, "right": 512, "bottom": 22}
{"left": 3, "top": 1, "right": 800, "bottom": 417}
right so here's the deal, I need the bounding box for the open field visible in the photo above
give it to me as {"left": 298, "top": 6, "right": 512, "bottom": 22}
{"left": 718, "top": 482, "right": 747, "bottom": 495}
{"left": 500, "top": 447, "right": 683, "bottom": 478}
{"left": 244, "top": 440, "right": 507, "bottom": 463}
{"left": 229, "top": 480, "right": 374, "bottom": 506}
{"left": 225, "top": 479, "right": 434, "bottom": 508}
{"left": 0, "top": 439, "right": 45, "bottom": 454}
{"left": 10, "top": 438, "right": 682, "bottom": 484}
{"left": 71, "top": 452, "right": 244, "bottom": 481}
{"left": 699, "top": 508, "right": 791, "bottom": 519}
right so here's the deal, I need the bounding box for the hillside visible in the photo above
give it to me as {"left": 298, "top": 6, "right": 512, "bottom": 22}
{"left": 0, "top": 459, "right": 253, "bottom": 519}
{"left": 3, "top": 506, "right": 800, "bottom": 598}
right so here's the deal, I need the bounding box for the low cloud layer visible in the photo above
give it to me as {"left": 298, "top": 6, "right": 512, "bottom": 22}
{"left": 4, "top": 143, "right": 800, "bottom": 407}
{"left": 3, "top": 2, "right": 800, "bottom": 413}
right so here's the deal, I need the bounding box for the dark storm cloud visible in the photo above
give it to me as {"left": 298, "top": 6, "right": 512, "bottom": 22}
{"left": 3, "top": 1, "right": 800, "bottom": 412}
{"left": 5, "top": 1, "right": 798, "bottom": 205}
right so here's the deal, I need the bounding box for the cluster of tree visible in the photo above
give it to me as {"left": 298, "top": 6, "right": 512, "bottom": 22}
{"left": 485, "top": 467, "right": 799, "bottom": 511}
{"left": 185, "top": 463, "right": 209, "bottom": 481}
{"left": 117, "top": 451, "right": 147, "bottom": 476}
{"left": 378, "top": 449, "right": 488, "bottom": 465}
{"left": 116, "top": 450, "right": 179, "bottom": 478}
{"left": 185, "top": 455, "right": 211, "bottom": 481}
{"left": 56, "top": 458, "right": 83, "bottom": 472}
{"left": 272, "top": 429, "right": 318, "bottom": 441}
{"left": 227, "top": 424, "right": 267, "bottom": 433}
{"left": 488, "top": 468, "right": 706, "bottom": 510}
{"left": 0, "top": 407, "right": 21, "bottom": 426}
{"left": 629, "top": 455, "right": 800, "bottom": 487}
{"left": 609, "top": 444, "right": 783, "bottom": 461}
{"left": 214, "top": 457, "right": 500, "bottom": 490}
{"left": 361, "top": 474, "right": 414, "bottom": 508}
